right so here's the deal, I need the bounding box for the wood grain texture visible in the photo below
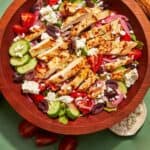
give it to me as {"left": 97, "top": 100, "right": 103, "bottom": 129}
{"left": 136, "top": 0, "right": 150, "bottom": 18}
{"left": 0, "top": 0, "right": 150, "bottom": 135}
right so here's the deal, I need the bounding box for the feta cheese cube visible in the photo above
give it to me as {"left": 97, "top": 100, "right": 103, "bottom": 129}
{"left": 22, "top": 80, "right": 40, "bottom": 94}
{"left": 87, "top": 48, "right": 98, "bottom": 56}
{"left": 58, "top": 96, "right": 74, "bottom": 104}
{"left": 45, "top": 91, "right": 56, "bottom": 102}
{"left": 124, "top": 68, "right": 139, "bottom": 88}
{"left": 75, "top": 38, "right": 86, "bottom": 49}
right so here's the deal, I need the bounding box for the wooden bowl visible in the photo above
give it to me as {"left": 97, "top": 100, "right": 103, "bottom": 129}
{"left": 0, "top": 0, "right": 150, "bottom": 135}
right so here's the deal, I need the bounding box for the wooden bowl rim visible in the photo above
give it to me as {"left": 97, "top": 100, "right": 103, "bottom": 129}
{"left": 0, "top": 0, "right": 150, "bottom": 135}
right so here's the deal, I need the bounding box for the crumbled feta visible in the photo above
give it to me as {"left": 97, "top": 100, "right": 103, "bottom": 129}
{"left": 87, "top": 48, "right": 98, "bottom": 56}
{"left": 41, "top": 32, "right": 51, "bottom": 40}
{"left": 124, "top": 68, "right": 138, "bottom": 88}
{"left": 120, "top": 30, "right": 126, "bottom": 36}
{"left": 45, "top": 91, "right": 56, "bottom": 101}
{"left": 40, "top": 6, "right": 58, "bottom": 24}
{"left": 75, "top": 38, "right": 86, "bottom": 49}
{"left": 58, "top": 96, "right": 74, "bottom": 104}
{"left": 22, "top": 80, "right": 40, "bottom": 94}
{"left": 13, "top": 34, "right": 25, "bottom": 42}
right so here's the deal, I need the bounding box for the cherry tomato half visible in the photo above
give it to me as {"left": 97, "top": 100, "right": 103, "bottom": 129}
{"left": 87, "top": 54, "right": 103, "bottom": 73}
{"left": 21, "top": 12, "right": 36, "bottom": 28}
{"left": 128, "top": 49, "right": 142, "bottom": 60}
{"left": 13, "top": 24, "right": 28, "bottom": 35}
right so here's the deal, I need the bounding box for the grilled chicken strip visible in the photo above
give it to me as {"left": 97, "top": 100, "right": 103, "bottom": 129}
{"left": 61, "top": 9, "right": 88, "bottom": 32}
{"left": 82, "top": 19, "right": 121, "bottom": 41}
{"left": 78, "top": 70, "right": 98, "bottom": 91}
{"left": 47, "top": 57, "right": 86, "bottom": 84}
{"left": 58, "top": 68, "right": 90, "bottom": 95}
{"left": 47, "top": 52, "right": 76, "bottom": 76}
{"left": 104, "top": 56, "right": 133, "bottom": 71}
{"left": 37, "top": 38, "right": 68, "bottom": 62}
{"left": 87, "top": 35, "right": 137, "bottom": 55}
{"left": 71, "top": 14, "right": 96, "bottom": 36}
{"left": 29, "top": 39, "right": 55, "bottom": 57}
{"left": 87, "top": 7, "right": 110, "bottom": 20}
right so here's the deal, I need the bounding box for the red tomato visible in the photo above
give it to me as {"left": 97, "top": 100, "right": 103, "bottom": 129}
{"left": 13, "top": 24, "right": 27, "bottom": 34}
{"left": 128, "top": 49, "right": 142, "bottom": 60}
{"left": 47, "top": 82, "right": 59, "bottom": 91}
{"left": 30, "top": 94, "right": 44, "bottom": 104}
{"left": 87, "top": 54, "right": 103, "bottom": 73}
{"left": 75, "top": 96, "right": 94, "bottom": 115}
{"left": 39, "top": 83, "right": 46, "bottom": 92}
{"left": 70, "top": 91, "right": 87, "bottom": 98}
{"left": 121, "top": 34, "right": 131, "bottom": 41}
{"left": 21, "top": 12, "right": 35, "bottom": 28}
{"left": 47, "top": 0, "right": 58, "bottom": 6}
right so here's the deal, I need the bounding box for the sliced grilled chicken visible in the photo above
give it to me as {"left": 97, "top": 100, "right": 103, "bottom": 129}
{"left": 87, "top": 7, "right": 110, "bottom": 20}
{"left": 59, "top": 1, "right": 83, "bottom": 18}
{"left": 81, "top": 23, "right": 111, "bottom": 40}
{"left": 87, "top": 35, "right": 107, "bottom": 49}
{"left": 47, "top": 52, "right": 76, "bottom": 76}
{"left": 104, "top": 56, "right": 133, "bottom": 71}
{"left": 88, "top": 80, "right": 106, "bottom": 98}
{"left": 71, "top": 14, "right": 96, "bottom": 36}
{"left": 61, "top": 9, "right": 88, "bottom": 32}
{"left": 29, "top": 39, "right": 55, "bottom": 57}
{"left": 58, "top": 68, "right": 90, "bottom": 95}
{"left": 37, "top": 38, "right": 67, "bottom": 61}
{"left": 78, "top": 70, "right": 98, "bottom": 91}
{"left": 87, "top": 35, "right": 137, "bottom": 55}
{"left": 47, "top": 57, "right": 86, "bottom": 84}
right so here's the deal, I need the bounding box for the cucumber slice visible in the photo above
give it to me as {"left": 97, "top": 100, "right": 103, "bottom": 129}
{"left": 66, "top": 104, "right": 80, "bottom": 120}
{"left": 10, "top": 54, "right": 30, "bottom": 67}
{"left": 9, "top": 40, "right": 30, "bottom": 57}
{"left": 16, "top": 58, "right": 37, "bottom": 74}
{"left": 117, "top": 81, "right": 127, "bottom": 95}
{"left": 58, "top": 116, "right": 68, "bottom": 125}
{"left": 59, "top": 109, "right": 66, "bottom": 117}
{"left": 47, "top": 101, "right": 61, "bottom": 118}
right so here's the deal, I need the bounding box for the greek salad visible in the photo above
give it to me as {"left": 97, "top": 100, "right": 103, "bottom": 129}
{"left": 8, "top": 0, "right": 144, "bottom": 124}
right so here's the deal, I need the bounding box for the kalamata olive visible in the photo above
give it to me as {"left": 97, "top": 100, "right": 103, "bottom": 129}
{"left": 125, "top": 63, "right": 137, "bottom": 69}
{"left": 24, "top": 71, "right": 35, "bottom": 80}
{"left": 97, "top": 67, "right": 105, "bottom": 74}
{"left": 104, "top": 88, "right": 118, "bottom": 99}
{"left": 91, "top": 103, "right": 104, "bottom": 115}
{"left": 13, "top": 73, "right": 24, "bottom": 83}
{"left": 37, "top": 100, "right": 48, "bottom": 113}
{"left": 46, "top": 24, "right": 60, "bottom": 39}
{"left": 85, "top": 0, "right": 95, "bottom": 8}
{"left": 106, "top": 80, "right": 118, "bottom": 89}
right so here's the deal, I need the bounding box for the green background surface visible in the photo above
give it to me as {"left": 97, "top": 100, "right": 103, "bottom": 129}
{"left": 0, "top": 1, "right": 150, "bottom": 150}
